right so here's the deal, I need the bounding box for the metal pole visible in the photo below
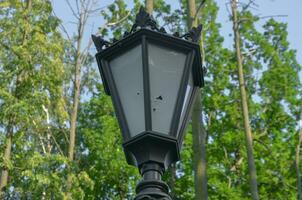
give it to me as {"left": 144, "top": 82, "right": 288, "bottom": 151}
{"left": 135, "top": 162, "right": 172, "bottom": 200}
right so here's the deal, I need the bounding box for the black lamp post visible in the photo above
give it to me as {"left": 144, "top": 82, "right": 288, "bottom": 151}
{"left": 92, "top": 7, "right": 204, "bottom": 200}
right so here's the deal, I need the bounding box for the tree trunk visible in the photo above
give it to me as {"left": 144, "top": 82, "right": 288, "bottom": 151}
{"left": 0, "top": 127, "right": 12, "bottom": 197}
{"left": 296, "top": 110, "right": 302, "bottom": 200}
{"left": 230, "top": 1, "right": 259, "bottom": 199}
{"left": 145, "top": 0, "right": 153, "bottom": 14}
{"left": 68, "top": 51, "right": 82, "bottom": 162}
{"left": 187, "top": 0, "right": 208, "bottom": 199}
{"left": 67, "top": 17, "right": 84, "bottom": 196}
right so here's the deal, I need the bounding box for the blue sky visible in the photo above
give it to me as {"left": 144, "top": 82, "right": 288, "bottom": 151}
{"left": 216, "top": 0, "right": 302, "bottom": 64}
{"left": 53, "top": 0, "right": 302, "bottom": 69}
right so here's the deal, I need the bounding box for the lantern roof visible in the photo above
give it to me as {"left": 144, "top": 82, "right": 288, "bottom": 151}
{"left": 92, "top": 7, "right": 204, "bottom": 95}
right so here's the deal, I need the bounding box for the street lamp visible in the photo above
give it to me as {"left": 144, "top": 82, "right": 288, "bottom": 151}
{"left": 92, "top": 7, "right": 203, "bottom": 200}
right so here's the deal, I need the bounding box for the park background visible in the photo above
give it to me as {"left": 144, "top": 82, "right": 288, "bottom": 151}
{"left": 0, "top": 0, "right": 302, "bottom": 199}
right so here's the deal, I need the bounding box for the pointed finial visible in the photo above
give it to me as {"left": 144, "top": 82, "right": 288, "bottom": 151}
{"left": 190, "top": 25, "right": 203, "bottom": 42}
{"left": 130, "top": 6, "right": 158, "bottom": 33}
{"left": 180, "top": 24, "right": 203, "bottom": 43}
{"left": 91, "top": 34, "right": 111, "bottom": 52}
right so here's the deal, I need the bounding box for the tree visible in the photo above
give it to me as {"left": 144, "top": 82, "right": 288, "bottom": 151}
{"left": 60, "top": 0, "right": 101, "bottom": 197}
{"left": 76, "top": 85, "right": 139, "bottom": 199}
{"left": 251, "top": 18, "right": 302, "bottom": 199}
{"left": 187, "top": 0, "right": 208, "bottom": 199}
{"left": 0, "top": 0, "right": 33, "bottom": 193}
{"left": 0, "top": 0, "right": 67, "bottom": 197}
{"left": 146, "top": 0, "right": 153, "bottom": 14}
{"left": 297, "top": 111, "right": 302, "bottom": 200}
{"left": 1, "top": 0, "right": 301, "bottom": 199}
{"left": 230, "top": 1, "right": 259, "bottom": 199}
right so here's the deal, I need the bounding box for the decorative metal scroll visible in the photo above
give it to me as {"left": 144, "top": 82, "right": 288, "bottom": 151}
{"left": 130, "top": 7, "right": 158, "bottom": 33}
{"left": 180, "top": 24, "right": 203, "bottom": 43}
{"left": 92, "top": 6, "right": 202, "bottom": 52}
{"left": 91, "top": 35, "right": 111, "bottom": 52}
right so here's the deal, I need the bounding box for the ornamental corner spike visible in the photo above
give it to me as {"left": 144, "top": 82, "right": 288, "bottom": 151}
{"left": 181, "top": 24, "right": 203, "bottom": 43}
{"left": 190, "top": 24, "right": 203, "bottom": 42}
{"left": 130, "top": 6, "right": 158, "bottom": 33}
{"left": 92, "top": 7, "right": 203, "bottom": 53}
{"left": 91, "top": 34, "right": 111, "bottom": 52}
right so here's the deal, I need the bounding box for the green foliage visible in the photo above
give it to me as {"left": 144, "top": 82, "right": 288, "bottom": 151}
{"left": 0, "top": 0, "right": 301, "bottom": 199}
{"left": 76, "top": 85, "right": 140, "bottom": 199}
{"left": 0, "top": 0, "right": 68, "bottom": 198}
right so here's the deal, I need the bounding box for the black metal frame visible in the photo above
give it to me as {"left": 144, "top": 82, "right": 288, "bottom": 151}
{"left": 178, "top": 87, "right": 199, "bottom": 146}
{"left": 95, "top": 27, "right": 202, "bottom": 155}
{"left": 94, "top": 27, "right": 203, "bottom": 163}
{"left": 92, "top": 7, "right": 204, "bottom": 199}
{"left": 142, "top": 36, "right": 152, "bottom": 132}
{"left": 170, "top": 51, "right": 195, "bottom": 138}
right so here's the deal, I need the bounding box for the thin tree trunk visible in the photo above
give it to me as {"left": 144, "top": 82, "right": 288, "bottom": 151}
{"left": 66, "top": 9, "right": 84, "bottom": 193}
{"left": 68, "top": 48, "right": 82, "bottom": 162}
{"left": 0, "top": 127, "right": 12, "bottom": 197}
{"left": 230, "top": 1, "right": 259, "bottom": 199}
{"left": 145, "top": 0, "right": 153, "bottom": 14}
{"left": 296, "top": 110, "right": 302, "bottom": 200}
{"left": 64, "top": 1, "right": 103, "bottom": 196}
{"left": 187, "top": 0, "right": 208, "bottom": 199}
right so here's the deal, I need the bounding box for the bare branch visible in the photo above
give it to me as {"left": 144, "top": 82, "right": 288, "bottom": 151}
{"left": 39, "top": 136, "right": 47, "bottom": 155}
{"left": 58, "top": 23, "right": 76, "bottom": 49}
{"left": 225, "top": 1, "right": 232, "bottom": 16}
{"left": 258, "top": 14, "right": 288, "bottom": 19}
{"left": 51, "top": 6, "right": 76, "bottom": 50}
{"left": 50, "top": 132, "right": 65, "bottom": 156}
{"left": 242, "top": 0, "right": 259, "bottom": 12}
{"left": 194, "top": 0, "right": 206, "bottom": 22}
{"left": 65, "top": 0, "right": 80, "bottom": 19}
{"left": 108, "top": 11, "right": 130, "bottom": 26}
{"left": 75, "top": 0, "right": 80, "bottom": 14}
{"left": 230, "top": 157, "right": 243, "bottom": 172}
{"left": 238, "top": 14, "right": 287, "bottom": 24}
